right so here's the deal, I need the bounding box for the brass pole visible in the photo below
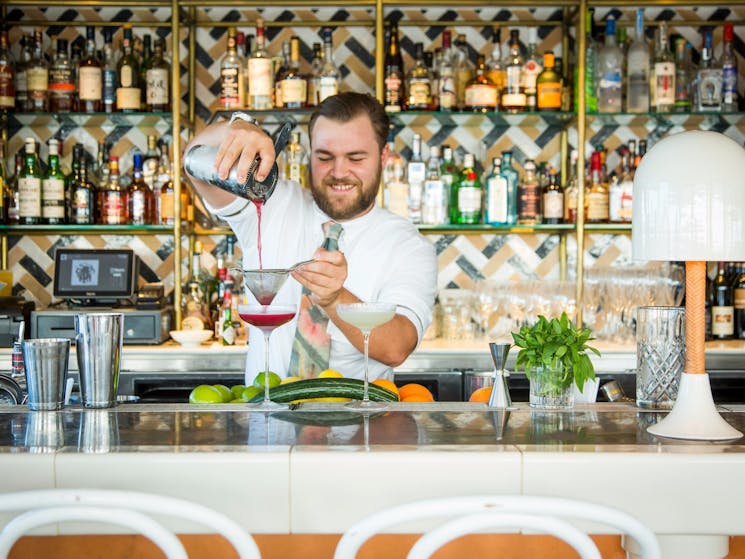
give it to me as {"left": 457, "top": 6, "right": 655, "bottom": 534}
{"left": 172, "top": 0, "right": 183, "bottom": 328}
{"left": 559, "top": 129, "right": 568, "bottom": 283}
{"left": 187, "top": 5, "right": 196, "bottom": 136}
{"left": 375, "top": 0, "right": 384, "bottom": 103}
{"left": 575, "top": 0, "right": 587, "bottom": 327}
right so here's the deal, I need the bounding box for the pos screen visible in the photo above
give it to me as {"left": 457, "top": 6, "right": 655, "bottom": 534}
{"left": 53, "top": 249, "right": 138, "bottom": 300}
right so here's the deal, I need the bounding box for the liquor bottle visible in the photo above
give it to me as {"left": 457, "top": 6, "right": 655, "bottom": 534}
{"left": 696, "top": 29, "right": 722, "bottom": 112}
{"left": 116, "top": 25, "right": 141, "bottom": 112}
{"left": 421, "top": 146, "right": 447, "bottom": 225}
{"left": 101, "top": 29, "right": 117, "bottom": 114}
{"left": 41, "top": 139, "right": 66, "bottom": 225}
{"left": 18, "top": 138, "right": 42, "bottom": 225}
{"left": 522, "top": 28, "right": 542, "bottom": 111}
{"left": 597, "top": 16, "right": 623, "bottom": 112}
{"left": 429, "top": 49, "right": 440, "bottom": 110}
{"left": 673, "top": 39, "right": 692, "bottom": 113}
{"left": 158, "top": 143, "right": 177, "bottom": 225}
{"left": 139, "top": 34, "right": 152, "bottom": 110}
{"left": 564, "top": 149, "right": 579, "bottom": 223}
{"left": 484, "top": 156, "right": 506, "bottom": 225}
{"left": 318, "top": 27, "right": 339, "bottom": 103}
{"left": 307, "top": 42, "right": 323, "bottom": 107}
{"left": 77, "top": 26, "right": 101, "bottom": 113}
{"left": 280, "top": 36, "right": 307, "bottom": 109}
{"left": 27, "top": 29, "right": 49, "bottom": 111}
{"left": 68, "top": 143, "right": 95, "bottom": 225}
{"left": 48, "top": 38, "right": 75, "bottom": 112}
{"left": 382, "top": 132, "right": 408, "bottom": 219}
{"left": 626, "top": 9, "right": 650, "bottom": 113}
{"left": 97, "top": 155, "right": 128, "bottom": 224}
{"left": 440, "top": 146, "right": 459, "bottom": 224}
{"left": 721, "top": 23, "right": 738, "bottom": 112}
{"left": 586, "top": 150, "right": 609, "bottom": 223}
{"left": 182, "top": 241, "right": 210, "bottom": 330}
{"left": 283, "top": 132, "right": 308, "bottom": 188}
{"left": 650, "top": 21, "right": 675, "bottom": 113}
{"left": 5, "top": 152, "right": 21, "bottom": 225}
{"left": 536, "top": 51, "right": 562, "bottom": 111}
{"left": 542, "top": 168, "right": 563, "bottom": 224}
{"left": 129, "top": 153, "right": 153, "bottom": 225}
{"left": 502, "top": 30, "right": 526, "bottom": 112}
{"left": 464, "top": 54, "right": 497, "bottom": 112}
{"left": 406, "top": 43, "right": 433, "bottom": 111}
{"left": 453, "top": 34, "right": 473, "bottom": 110}
{"left": 247, "top": 19, "right": 274, "bottom": 110}
{"left": 0, "top": 26, "right": 14, "bottom": 113}
{"left": 145, "top": 38, "right": 170, "bottom": 112}
{"left": 0, "top": 141, "right": 6, "bottom": 221}
{"left": 142, "top": 135, "right": 160, "bottom": 191}
{"left": 219, "top": 289, "right": 237, "bottom": 346}
{"left": 220, "top": 28, "right": 244, "bottom": 110}
{"left": 712, "top": 261, "right": 734, "bottom": 340}
{"left": 575, "top": 9, "right": 598, "bottom": 113}
{"left": 517, "top": 159, "right": 541, "bottom": 225}
{"left": 612, "top": 150, "right": 633, "bottom": 223}
{"left": 485, "top": 27, "right": 505, "bottom": 107}
{"left": 274, "top": 40, "right": 290, "bottom": 109}
{"left": 437, "top": 30, "right": 456, "bottom": 112}
{"left": 453, "top": 153, "right": 482, "bottom": 225}
{"left": 406, "top": 134, "right": 426, "bottom": 224}
{"left": 735, "top": 266, "right": 745, "bottom": 339}
{"left": 14, "top": 35, "right": 31, "bottom": 112}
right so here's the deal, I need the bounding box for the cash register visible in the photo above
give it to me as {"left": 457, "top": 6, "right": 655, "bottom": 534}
{"left": 31, "top": 248, "right": 172, "bottom": 344}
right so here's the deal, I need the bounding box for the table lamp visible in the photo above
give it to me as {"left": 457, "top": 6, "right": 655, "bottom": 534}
{"left": 632, "top": 130, "right": 744, "bottom": 440}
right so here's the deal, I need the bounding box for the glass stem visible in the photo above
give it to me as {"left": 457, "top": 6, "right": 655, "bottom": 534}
{"left": 263, "top": 331, "right": 271, "bottom": 403}
{"left": 362, "top": 332, "right": 370, "bottom": 403}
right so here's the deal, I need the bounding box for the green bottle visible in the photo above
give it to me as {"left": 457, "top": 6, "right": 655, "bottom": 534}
{"left": 454, "top": 153, "right": 482, "bottom": 224}
{"left": 42, "top": 139, "right": 66, "bottom": 224}
{"left": 440, "top": 146, "right": 460, "bottom": 224}
{"left": 18, "top": 137, "right": 42, "bottom": 225}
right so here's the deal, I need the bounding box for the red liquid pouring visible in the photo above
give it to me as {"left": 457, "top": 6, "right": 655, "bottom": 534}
{"left": 253, "top": 199, "right": 264, "bottom": 270}
{"left": 239, "top": 310, "right": 296, "bottom": 333}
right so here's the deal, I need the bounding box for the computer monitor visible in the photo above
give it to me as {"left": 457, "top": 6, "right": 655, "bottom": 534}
{"left": 53, "top": 249, "right": 138, "bottom": 304}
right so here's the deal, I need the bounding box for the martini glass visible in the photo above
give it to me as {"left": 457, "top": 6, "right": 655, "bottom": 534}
{"left": 237, "top": 304, "right": 297, "bottom": 410}
{"left": 337, "top": 302, "right": 397, "bottom": 411}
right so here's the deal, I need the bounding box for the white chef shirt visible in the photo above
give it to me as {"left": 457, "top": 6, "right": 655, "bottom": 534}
{"left": 209, "top": 179, "right": 437, "bottom": 381}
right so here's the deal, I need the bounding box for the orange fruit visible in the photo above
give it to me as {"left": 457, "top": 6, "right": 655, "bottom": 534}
{"left": 469, "top": 386, "right": 493, "bottom": 403}
{"left": 371, "top": 378, "right": 399, "bottom": 396}
{"left": 398, "top": 382, "right": 435, "bottom": 402}
{"left": 401, "top": 394, "right": 434, "bottom": 403}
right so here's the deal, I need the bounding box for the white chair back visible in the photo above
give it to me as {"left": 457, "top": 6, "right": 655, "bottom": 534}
{"left": 0, "top": 489, "right": 261, "bottom": 559}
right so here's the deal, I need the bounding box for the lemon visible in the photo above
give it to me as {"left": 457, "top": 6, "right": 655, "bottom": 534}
{"left": 230, "top": 384, "right": 246, "bottom": 399}
{"left": 318, "top": 369, "right": 343, "bottom": 378}
{"left": 188, "top": 385, "right": 224, "bottom": 404}
{"left": 241, "top": 385, "right": 262, "bottom": 402}
{"left": 213, "top": 384, "right": 233, "bottom": 403}
{"left": 253, "top": 371, "right": 281, "bottom": 389}
{"left": 280, "top": 376, "right": 302, "bottom": 385}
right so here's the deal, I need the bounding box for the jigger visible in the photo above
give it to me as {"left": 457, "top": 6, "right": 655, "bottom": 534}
{"left": 488, "top": 342, "right": 512, "bottom": 409}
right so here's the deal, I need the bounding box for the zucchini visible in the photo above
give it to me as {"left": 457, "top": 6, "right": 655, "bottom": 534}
{"left": 248, "top": 378, "right": 399, "bottom": 403}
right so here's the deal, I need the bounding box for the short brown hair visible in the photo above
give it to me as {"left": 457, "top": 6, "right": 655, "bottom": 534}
{"left": 308, "top": 92, "right": 390, "bottom": 151}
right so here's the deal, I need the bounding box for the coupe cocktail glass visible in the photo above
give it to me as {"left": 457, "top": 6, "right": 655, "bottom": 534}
{"left": 336, "top": 302, "right": 397, "bottom": 411}
{"left": 237, "top": 304, "right": 296, "bottom": 410}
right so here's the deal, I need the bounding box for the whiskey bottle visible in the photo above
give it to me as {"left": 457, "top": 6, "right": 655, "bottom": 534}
{"left": 282, "top": 132, "right": 307, "bottom": 188}
{"left": 247, "top": 19, "right": 274, "bottom": 110}
{"left": 542, "top": 168, "right": 563, "bottom": 224}
{"left": 712, "top": 261, "right": 734, "bottom": 340}
{"left": 517, "top": 159, "right": 542, "bottom": 225}
{"left": 41, "top": 139, "right": 66, "bottom": 224}
{"left": 14, "top": 35, "right": 31, "bottom": 112}
{"left": 97, "top": 155, "right": 128, "bottom": 224}
{"left": 18, "top": 138, "right": 42, "bottom": 225}
{"left": 464, "top": 54, "right": 497, "bottom": 112}
{"left": 27, "top": 29, "right": 48, "bottom": 112}
{"left": 77, "top": 26, "right": 102, "bottom": 113}
{"left": 69, "top": 143, "right": 95, "bottom": 225}
{"left": 145, "top": 38, "right": 170, "bottom": 112}
{"left": 129, "top": 153, "right": 153, "bottom": 225}
{"left": 139, "top": 34, "right": 152, "bottom": 110}
{"left": 586, "top": 150, "right": 609, "bottom": 223}
{"left": 280, "top": 36, "right": 307, "bottom": 109}
{"left": 274, "top": 40, "right": 290, "bottom": 109}
{"left": 0, "top": 26, "right": 14, "bottom": 113}
{"left": 502, "top": 30, "right": 526, "bottom": 112}
{"left": 48, "top": 38, "right": 75, "bottom": 112}
{"left": 307, "top": 42, "right": 323, "bottom": 107}
{"left": 406, "top": 43, "right": 433, "bottom": 110}
{"left": 116, "top": 24, "right": 141, "bottom": 112}
{"left": 383, "top": 21, "right": 405, "bottom": 113}
{"left": 142, "top": 135, "right": 160, "bottom": 191}
{"left": 220, "top": 28, "right": 244, "bottom": 110}
{"left": 318, "top": 27, "right": 339, "bottom": 103}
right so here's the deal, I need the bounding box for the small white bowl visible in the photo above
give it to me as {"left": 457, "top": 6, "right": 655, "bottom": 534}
{"left": 169, "top": 330, "right": 212, "bottom": 347}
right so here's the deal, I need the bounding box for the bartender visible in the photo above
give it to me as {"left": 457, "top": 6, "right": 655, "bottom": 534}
{"left": 186, "top": 92, "right": 437, "bottom": 381}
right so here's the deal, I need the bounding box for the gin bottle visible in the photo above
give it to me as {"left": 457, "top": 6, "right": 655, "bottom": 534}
{"left": 453, "top": 153, "right": 482, "bottom": 225}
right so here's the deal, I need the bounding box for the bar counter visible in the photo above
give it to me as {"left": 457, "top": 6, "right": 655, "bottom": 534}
{"left": 2, "top": 402, "right": 745, "bottom": 558}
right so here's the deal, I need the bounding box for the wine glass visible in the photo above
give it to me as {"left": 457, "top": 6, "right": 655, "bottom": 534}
{"left": 336, "top": 302, "right": 397, "bottom": 412}
{"left": 237, "top": 303, "right": 297, "bottom": 410}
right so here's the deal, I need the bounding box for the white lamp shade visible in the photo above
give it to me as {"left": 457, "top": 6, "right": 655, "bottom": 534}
{"left": 632, "top": 130, "right": 745, "bottom": 261}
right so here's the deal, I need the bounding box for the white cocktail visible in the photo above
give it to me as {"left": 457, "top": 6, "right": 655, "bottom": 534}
{"left": 337, "top": 302, "right": 397, "bottom": 411}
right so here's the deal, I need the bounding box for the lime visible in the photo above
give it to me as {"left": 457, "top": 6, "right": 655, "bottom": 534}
{"left": 253, "top": 371, "right": 281, "bottom": 389}
{"left": 188, "top": 385, "right": 224, "bottom": 404}
{"left": 213, "top": 384, "right": 233, "bottom": 403}
{"left": 241, "top": 385, "right": 263, "bottom": 402}
{"left": 230, "top": 384, "right": 246, "bottom": 399}
{"left": 229, "top": 398, "right": 244, "bottom": 403}
{"left": 280, "top": 376, "right": 302, "bottom": 385}
{"left": 318, "top": 369, "right": 343, "bottom": 378}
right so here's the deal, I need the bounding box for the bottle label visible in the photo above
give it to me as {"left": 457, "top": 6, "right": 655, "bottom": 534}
{"left": 587, "top": 190, "right": 609, "bottom": 221}
{"left": 15, "top": 70, "right": 27, "bottom": 96}
{"left": 0, "top": 63, "right": 14, "bottom": 108}
{"left": 712, "top": 306, "right": 734, "bottom": 336}
{"left": 408, "top": 80, "right": 431, "bottom": 108}
{"left": 407, "top": 161, "right": 426, "bottom": 185}
{"left": 486, "top": 176, "right": 508, "bottom": 223}
{"left": 71, "top": 188, "right": 92, "bottom": 222}
{"left": 458, "top": 186, "right": 481, "bottom": 213}
{"left": 502, "top": 92, "right": 526, "bottom": 108}
{"left": 247, "top": 58, "right": 273, "bottom": 96}
{"left": 281, "top": 79, "right": 307, "bottom": 105}
{"left": 518, "top": 183, "right": 541, "bottom": 220}
{"left": 619, "top": 180, "right": 633, "bottom": 222}
{"left": 288, "top": 162, "right": 306, "bottom": 185}
{"left": 120, "top": 65, "right": 134, "bottom": 88}
{"left": 103, "top": 69, "right": 117, "bottom": 105}
{"left": 319, "top": 76, "right": 339, "bottom": 102}
{"left": 41, "top": 178, "right": 65, "bottom": 219}
{"left": 537, "top": 81, "right": 562, "bottom": 109}
{"left": 79, "top": 66, "right": 103, "bottom": 100}
{"left": 599, "top": 71, "right": 622, "bottom": 94}
{"left": 723, "top": 65, "right": 737, "bottom": 105}
{"left": 385, "top": 181, "right": 409, "bottom": 219}
{"left": 130, "top": 190, "right": 147, "bottom": 223}
{"left": 464, "top": 84, "right": 497, "bottom": 109}
{"left": 27, "top": 67, "right": 48, "bottom": 92}
{"left": 18, "top": 177, "right": 42, "bottom": 218}
{"left": 521, "top": 59, "right": 542, "bottom": 93}
{"left": 384, "top": 73, "right": 403, "bottom": 111}
{"left": 160, "top": 191, "right": 175, "bottom": 222}
{"left": 735, "top": 288, "right": 745, "bottom": 310}
{"left": 438, "top": 73, "right": 456, "bottom": 110}
{"left": 49, "top": 66, "right": 75, "bottom": 92}
{"left": 505, "top": 66, "right": 521, "bottom": 94}
{"left": 697, "top": 69, "right": 722, "bottom": 110}
{"left": 422, "top": 179, "right": 447, "bottom": 225}
{"left": 220, "top": 67, "right": 241, "bottom": 107}
{"left": 543, "top": 190, "right": 563, "bottom": 219}
{"left": 116, "top": 87, "right": 141, "bottom": 110}
{"left": 654, "top": 62, "right": 675, "bottom": 105}
{"left": 101, "top": 191, "right": 127, "bottom": 224}
{"left": 146, "top": 68, "right": 169, "bottom": 105}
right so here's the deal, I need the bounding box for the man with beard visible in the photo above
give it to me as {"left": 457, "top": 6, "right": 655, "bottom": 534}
{"left": 186, "top": 92, "right": 437, "bottom": 381}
